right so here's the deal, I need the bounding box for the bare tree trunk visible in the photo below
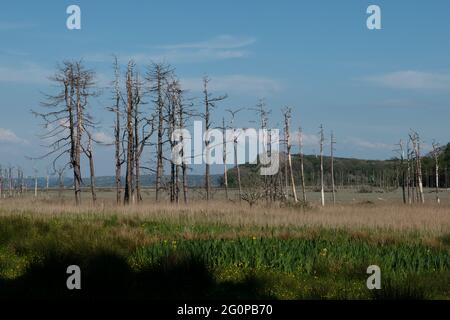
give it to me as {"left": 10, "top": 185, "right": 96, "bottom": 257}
{"left": 202, "top": 77, "right": 227, "bottom": 201}
{"left": 154, "top": 66, "right": 165, "bottom": 202}
{"left": 203, "top": 77, "right": 211, "bottom": 201}
{"left": 410, "top": 131, "right": 424, "bottom": 204}
{"left": 222, "top": 117, "right": 229, "bottom": 201}
{"left": 112, "top": 57, "right": 122, "bottom": 205}
{"left": 432, "top": 142, "right": 441, "bottom": 204}
{"left": 182, "top": 161, "right": 188, "bottom": 204}
{"left": 435, "top": 156, "right": 440, "bottom": 204}
{"left": 179, "top": 106, "right": 188, "bottom": 204}
{"left": 330, "top": 132, "right": 336, "bottom": 205}
{"left": 133, "top": 73, "right": 142, "bottom": 203}
{"left": 234, "top": 139, "right": 242, "bottom": 201}
{"left": 396, "top": 140, "right": 407, "bottom": 204}
{"left": 298, "top": 127, "right": 307, "bottom": 202}
{"left": 283, "top": 108, "right": 297, "bottom": 202}
{"left": 74, "top": 66, "right": 83, "bottom": 206}
{"left": 124, "top": 62, "right": 135, "bottom": 205}
{"left": 175, "top": 162, "right": 180, "bottom": 204}
{"left": 319, "top": 125, "right": 325, "bottom": 206}
{"left": 0, "top": 166, "right": 3, "bottom": 199}
{"left": 86, "top": 134, "right": 97, "bottom": 204}
{"left": 406, "top": 144, "right": 412, "bottom": 204}
{"left": 34, "top": 169, "right": 38, "bottom": 198}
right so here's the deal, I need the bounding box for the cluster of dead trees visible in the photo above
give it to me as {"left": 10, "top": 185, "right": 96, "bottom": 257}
{"left": 28, "top": 59, "right": 447, "bottom": 207}
{"left": 229, "top": 103, "right": 338, "bottom": 207}
{"left": 0, "top": 165, "right": 41, "bottom": 198}
{"left": 111, "top": 59, "right": 193, "bottom": 205}
{"left": 396, "top": 131, "right": 443, "bottom": 204}
{"left": 33, "top": 58, "right": 228, "bottom": 206}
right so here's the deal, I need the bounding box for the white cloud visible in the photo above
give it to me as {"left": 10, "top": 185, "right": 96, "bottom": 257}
{"left": 156, "top": 35, "right": 256, "bottom": 50}
{"left": 365, "top": 70, "right": 450, "bottom": 90}
{"left": 180, "top": 75, "right": 282, "bottom": 96}
{"left": 85, "top": 35, "right": 255, "bottom": 64}
{"left": 346, "top": 137, "right": 392, "bottom": 150}
{"left": 291, "top": 130, "right": 320, "bottom": 147}
{"left": 0, "top": 128, "right": 28, "bottom": 144}
{"left": 93, "top": 132, "right": 114, "bottom": 145}
{"left": 0, "top": 63, "right": 51, "bottom": 84}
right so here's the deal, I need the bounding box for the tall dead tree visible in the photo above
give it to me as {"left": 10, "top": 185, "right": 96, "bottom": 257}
{"left": 167, "top": 79, "right": 182, "bottom": 203}
{"left": 0, "top": 165, "right": 3, "bottom": 199}
{"left": 395, "top": 139, "right": 407, "bottom": 204}
{"left": 298, "top": 127, "right": 307, "bottom": 202}
{"left": 33, "top": 60, "right": 97, "bottom": 205}
{"left": 221, "top": 117, "right": 229, "bottom": 200}
{"left": 283, "top": 107, "right": 297, "bottom": 202}
{"left": 202, "top": 76, "right": 227, "bottom": 201}
{"left": 175, "top": 83, "right": 190, "bottom": 204}
{"left": 410, "top": 131, "right": 424, "bottom": 204}
{"left": 330, "top": 131, "right": 336, "bottom": 205}
{"left": 124, "top": 61, "right": 136, "bottom": 205}
{"left": 431, "top": 141, "right": 442, "bottom": 204}
{"left": 132, "top": 72, "right": 146, "bottom": 203}
{"left": 108, "top": 56, "right": 124, "bottom": 205}
{"left": 406, "top": 140, "right": 412, "bottom": 204}
{"left": 147, "top": 63, "right": 172, "bottom": 201}
{"left": 226, "top": 108, "right": 244, "bottom": 201}
{"left": 319, "top": 124, "right": 325, "bottom": 206}
{"left": 251, "top": 100, "right": 272, "bottom": 203}
{"left": 83, "top": 132, "right": 97, "bottom": 204}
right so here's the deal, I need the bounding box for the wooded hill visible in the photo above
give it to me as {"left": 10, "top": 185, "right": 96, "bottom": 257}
{"left": 224, "top": 142, "right": 450, "bottom": 190}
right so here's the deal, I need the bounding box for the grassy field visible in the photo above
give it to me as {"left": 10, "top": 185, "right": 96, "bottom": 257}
{"left": 0, "top": 189, "right": 449, "bottom": 300}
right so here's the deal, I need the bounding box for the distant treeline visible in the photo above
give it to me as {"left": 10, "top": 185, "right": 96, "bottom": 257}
{"left": 223, "top": 142, "right": 450, "bottom": 190}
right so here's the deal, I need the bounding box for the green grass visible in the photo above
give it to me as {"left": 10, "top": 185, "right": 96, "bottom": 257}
{"left": 0, "top": 215, "right": 449, "bottom": 299}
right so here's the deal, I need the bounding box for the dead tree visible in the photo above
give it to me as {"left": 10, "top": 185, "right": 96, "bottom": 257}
{"left": 330, "top": 131, "right": 336, "bottom": 205}
{"left": 283, "top": 107, "right": 297, "bottom": 202}
{"left": 33, "top": 60, "right": 97, "bottom": 205}
{"left": 251, "top": 100, "right": 272, "bottom": 203}
{"left": 202, "top": 76, "right": 227, "bottom": 201}
{"left": 221, "top": 117, "right": 229, "bottom": 200}
{"left": 298, "top": 127, "right": 307, "bottom": 202}
{"left": 124, "top": 61, "right": 136, "bottom": 205}
{"left": 431, "top": 141, "right": 442, "bottom": 204}
{"left": 17, "top": 167, "right": 24, "bottom": 196}
{"left": 82, "top": 132, "right": 97, "bottom": 204}
{"left": 0, "top": 165, "right": 3, "bottom": 199}
{"left": 175, "top": 83, "right": 190, "bottom": 204}
{"left": 133, "top": 72, "right": 145, "bottom": 203}
{"left": 226, "top": 108, "right": 244, "bottom": 201}
{"left": 108, "top": 56, "right": 125, "bottom": 205}
{"left": 395, "top": 140, "right": 407, "bottom": 204}
{"left": 409, "top": 131, "right": 424, "bottom": 204}
{"left": 167, "top": 79, "right": 182, "bottom": 203}
{"left": 146, "top": 62, "right": 173, "bottom": 201}
{"left": 319, "top": 124, "right": 325, "bottom": 206}
{"left": 8, "top": 166, "right": 12, "bottom": 197}
{"left": 406, "top": 140, "right": 412, "bottom": 204}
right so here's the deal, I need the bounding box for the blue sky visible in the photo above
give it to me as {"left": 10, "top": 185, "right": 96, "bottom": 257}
{"left": 1, "top": 0, "right": 450, "bottom": 176}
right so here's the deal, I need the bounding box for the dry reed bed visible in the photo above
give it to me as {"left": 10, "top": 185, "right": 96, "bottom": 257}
{"left": 0, "top": 198, "right": 449, "bottom": 236}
